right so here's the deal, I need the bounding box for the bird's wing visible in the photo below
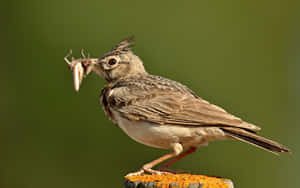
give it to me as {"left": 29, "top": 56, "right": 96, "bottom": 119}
{"left": 110, "top": 76, "right": 261, "bottom": 131}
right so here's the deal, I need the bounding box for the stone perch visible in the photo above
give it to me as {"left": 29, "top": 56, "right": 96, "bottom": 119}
{"left": 124, "top": 174, "right": 234, "bottom": 188}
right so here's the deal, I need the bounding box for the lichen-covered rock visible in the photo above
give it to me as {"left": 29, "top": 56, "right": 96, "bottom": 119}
{"left": 124, "top": 174, "right": 234, "bottom": 188}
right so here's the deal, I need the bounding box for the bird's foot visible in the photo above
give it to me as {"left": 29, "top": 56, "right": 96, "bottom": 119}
{"left": 125, "top": 167, "right": 172, "bottom": 177}
{"left": 158, "top": 167, "right": 190, "bottom": 174}
{"left": 143, "top": 167, "right": 172, "bottom": 175}
{"left": 125, "top": 169, "right": 145, "bottom": 177}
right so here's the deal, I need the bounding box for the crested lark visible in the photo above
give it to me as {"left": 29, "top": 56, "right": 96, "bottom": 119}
{"left": 65, "top": 37, "right": 290, "bottom": 176}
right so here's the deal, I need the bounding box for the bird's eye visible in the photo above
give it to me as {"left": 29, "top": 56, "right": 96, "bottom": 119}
{"left": 108, "top": 58, "right": 117, "bottom": 65}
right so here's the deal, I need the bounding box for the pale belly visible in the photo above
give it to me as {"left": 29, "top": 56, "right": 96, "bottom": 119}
{"left": 113, "top": 111, "right": 227, "bottom": 149}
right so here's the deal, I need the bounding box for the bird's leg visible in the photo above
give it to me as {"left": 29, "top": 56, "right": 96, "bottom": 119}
{"left": 159, "top": 147, "right": 197, "bottom": 173}
{"left": 126, "top": 143, "right": 183, "bottom": 177}
{"left": 126, "top": 151, "right": 177, "bottom": 176}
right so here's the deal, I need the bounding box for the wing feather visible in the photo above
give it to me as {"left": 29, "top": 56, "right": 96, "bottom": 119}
{"left": 109, "top": 75, "right": 261, "bottom": 131}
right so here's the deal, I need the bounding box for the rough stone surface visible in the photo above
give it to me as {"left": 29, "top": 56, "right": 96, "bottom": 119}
{"left": 124, "top": 174, "right": 234, "bottom": 188}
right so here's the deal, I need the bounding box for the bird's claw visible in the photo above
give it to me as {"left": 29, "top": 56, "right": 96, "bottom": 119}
{"left": 158, "top": 167, "right": 190, "bottom": 174}
{"left": 125, "top": 167, "right": 172, "bottom": 177}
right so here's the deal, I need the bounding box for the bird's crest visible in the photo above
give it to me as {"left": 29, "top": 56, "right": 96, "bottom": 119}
{"left": 112, "top": 36, "right": 135, "bottom": 52}
{"left": 101, "top": 36, "right": 135, "bottom": 58}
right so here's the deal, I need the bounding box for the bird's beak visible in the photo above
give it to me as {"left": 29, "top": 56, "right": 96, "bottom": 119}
{"left": 90, "top": 60, "right": 104, "bottom": 77}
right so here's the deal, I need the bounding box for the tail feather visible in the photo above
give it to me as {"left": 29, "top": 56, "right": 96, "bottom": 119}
{"left": 221, "top": 127, "right": 291, "bottom": 154}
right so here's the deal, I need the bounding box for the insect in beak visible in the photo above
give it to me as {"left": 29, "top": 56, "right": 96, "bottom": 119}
{"left": 64, "top": 50, "right": 98, "bottom": 92}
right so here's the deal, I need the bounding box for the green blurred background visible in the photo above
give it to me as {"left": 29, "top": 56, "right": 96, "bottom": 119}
{"left": 1, "top": 0, "right": 299, "bottom": 187}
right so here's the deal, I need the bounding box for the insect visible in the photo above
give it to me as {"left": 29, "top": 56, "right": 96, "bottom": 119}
{"left": 64, "top": 49, "right": 98, "bottom": 91}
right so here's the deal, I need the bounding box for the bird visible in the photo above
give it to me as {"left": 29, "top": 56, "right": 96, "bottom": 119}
{"left": 65, "top": 36, "right": 290, "bottom": 176}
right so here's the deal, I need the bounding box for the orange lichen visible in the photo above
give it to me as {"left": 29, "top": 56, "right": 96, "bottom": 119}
{"left": 125, "top": 174, "right": 230, "bottom": 188}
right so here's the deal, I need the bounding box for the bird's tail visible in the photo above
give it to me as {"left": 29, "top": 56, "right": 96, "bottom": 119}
{"left": 221, "top": 127, "right": 291, "bottom": 154}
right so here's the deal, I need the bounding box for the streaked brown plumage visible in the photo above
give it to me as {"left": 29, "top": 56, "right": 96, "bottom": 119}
{"left": 66, "top": 37, "right": 290, "bottom": 176}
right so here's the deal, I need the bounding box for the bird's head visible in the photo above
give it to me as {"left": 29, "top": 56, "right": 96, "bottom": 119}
{"left": 65, "top": 37, "right": 146, "bottom": 91}
{"left": 95, "top": 36, "right": 147, "bottom": 83}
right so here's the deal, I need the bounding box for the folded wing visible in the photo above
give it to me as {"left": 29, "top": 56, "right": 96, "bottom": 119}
{"left": 110, "top": 76, "right": 260, "bottom": 132}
